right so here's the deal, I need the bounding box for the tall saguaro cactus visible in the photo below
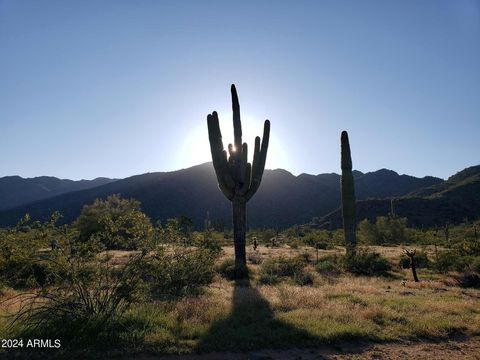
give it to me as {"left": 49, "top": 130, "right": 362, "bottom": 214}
{"left": 207, "top": 85, "right": 270, "bottom": 277}
{"left": 341, "top": 131, "right": 357, "bottom": 258}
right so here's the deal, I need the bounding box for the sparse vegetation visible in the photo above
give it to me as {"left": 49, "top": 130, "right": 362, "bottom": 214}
{"left": 1, "top": 195, "right": 480, "bottom": 358}
{"left": 258, "top": 255, "right": 308, "bottom": 285}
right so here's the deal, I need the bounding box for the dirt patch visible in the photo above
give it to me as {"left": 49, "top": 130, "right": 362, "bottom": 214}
{"left": 125, "top": 336, "right": 480, "bottom": 359}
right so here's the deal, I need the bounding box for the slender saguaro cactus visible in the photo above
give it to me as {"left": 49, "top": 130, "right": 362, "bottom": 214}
{"left": 207, "top": 85, "right": 270, "bottom": 277}
{"left": 341, "top": 131, "right": 357, "bottom": 258}
{"left": 390, "top": 198, "right": 396, "bottom": 219}
{"left": 444, "top": 223, "right": 450, "bottom": 248}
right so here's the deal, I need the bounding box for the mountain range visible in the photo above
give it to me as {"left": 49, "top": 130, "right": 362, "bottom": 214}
{"left": 0, "top": 176, "right": 116, "bottom": 210}
{"left": 0, "top": 163, "right": 478, "bottom": 229}
{"left": 316, "top": 165, "right": 480, "bottom": 229}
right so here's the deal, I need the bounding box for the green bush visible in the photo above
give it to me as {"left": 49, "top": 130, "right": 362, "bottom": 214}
{"left": 299, "top": 251, "right": 311, "bottom": 263}
{"left": 471, "top": 257, "right": 480, "bottom": 273}
{"left": 315, "top": 241, "right": 330, "bottom": 250}
{"left": 0, "top": 215, "right": 66, "bottom": 289}
{"left": 288, "top": 240, "right": 299, "bottom": 249}
{"left": 75, "top": 194, "right": 153, "bottom": 250}
{"left": 147, "top": 249, "right": 216, "bottom": 298}
{"left": 315, "top": 254, "right": 342, "bottom": 274}
{"left": 398, "top": 250, "right": 430, "bottom": 269}
{"left": 9, "top": 238, "right": 217, "bottom": 348}
{"left": 10, "top": 239, "right": 151, "bottom": 346}
{"left": 434, "top": 252, "right": 477, "bottom": 272}
{"left": 344, "top": 249, "right": 391, "bottom": 276}
{"left": 258, "top": 256, "right": 307, "bottom": 284}
{"left": 455, "top": 272, "right": 480, "bottom": 288}
{"left": 358, "top": 217, "right": 410, "bottom": 245}
{"left": 0, "top": 250, "right": 50, "bottom": 288}
{"left": 216, "top": 258, "right": 237, "bottom": 280}
{"left": 302, "top": 231, "right": 322, "bottom": 247}
{"left": 294, "top": 270, "right": 314, "bottom": 286}
{"left": 258, "top": 271, "right": 280, "bottom": 285}
{"left": 200, "top": 233, "right": 223, "bottom": 255}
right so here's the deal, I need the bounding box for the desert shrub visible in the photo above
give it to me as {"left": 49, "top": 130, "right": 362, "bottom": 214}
{"left": 247, "top": 253, "right": 263, "bottom": 265}
{"left": 299, "top": 250, "right": 311, "bottom": 263}
{"left": 258, "top": 271, "right": 280, "bottom": 285}
{"left": 146, "top": 248, "right": 216, "bottom": 298}
{"left": 358, "top": 217, "right": 409, "bottom": 245}
{"left": 288, "top": 240, "right": 300, "bottom": 249}
{"left": 344, "top": 249, "right": 391, "bottom": 276}
{"left": 315, "top": 254, "right": 342, "bottom": 274}
{"left": 471, "top": 257, "right": 480, "bottom": 273}
{"left": 434, "top": 252, "right": 476, "bottom": 272}
{"left": 315, "top": 250, "right": 391, "bottom": 276}
{"left": 199, "top": 232, "right": 223, "bottom": 255}
{"left": 0, "top": 214, "right": 66, "bottom": 288}
{"left": 6, "top": 228, "right": 217, "bottom": 348}
{"left": 398, "top": 250, "right": 430, "bottom": 269}
{"left": 456, "top": 238, "right": 480, "bottom": 256}
{"left": 294, "top": 270, "right": 314, "bottom": 286}
{"left": 7, "top": 238, "right": 151, "bottom": 346}
{"left": 0, "top": 245, "right": 49, "bottom": 288}
{"left": 455, "top": 272, "right": 480, "bottom": 288}
{"left": 315, "top": 241, "right": 330, "bottom": 250}
{"left": 301, "top": 231, "right": 324, "bottom": 247}
{"left": 75, "top": 194, "right": 153, "bottom": 250}
{"left": 251, "top": 228, "right": 277, "bottom": 244}
{"left": 258, "top": 256, "right": 307, "bottom": 285}
{"left": 216, "top": 258, "right": 237, "bottom": 280}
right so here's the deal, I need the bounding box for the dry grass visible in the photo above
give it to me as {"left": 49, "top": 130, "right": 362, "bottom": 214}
{"left": 117, "top": 247, "right": 480, "bottom": 354}
{"left": 1, "top": 245, "right": 479, "bottom": 357}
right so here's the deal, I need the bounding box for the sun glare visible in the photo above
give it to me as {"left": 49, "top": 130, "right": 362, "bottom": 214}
{"left": 178, "top": 112, "right": 291, "bottom": 171}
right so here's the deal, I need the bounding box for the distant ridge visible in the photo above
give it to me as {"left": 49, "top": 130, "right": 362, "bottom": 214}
{"left": 0, "top": 162, "right": 449, "bottom": 229}
{"left": 315, "top": 165, "right": 480, "bottom": 229}
{"left": 0, "top": 176, "right": 116, "bottom": 210}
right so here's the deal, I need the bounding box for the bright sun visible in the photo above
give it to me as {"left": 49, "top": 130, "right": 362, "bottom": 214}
{"left": 178, "top": 112, "right": 290, "bottom": 171}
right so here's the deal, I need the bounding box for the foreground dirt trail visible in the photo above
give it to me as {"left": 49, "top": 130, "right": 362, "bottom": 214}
{"left": 133, "top": 336, "right": 480, "bottom": 359}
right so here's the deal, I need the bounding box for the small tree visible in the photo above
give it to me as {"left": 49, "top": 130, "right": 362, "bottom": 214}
{"left": 75, "top": 194, "right": 153, "bottom": 250}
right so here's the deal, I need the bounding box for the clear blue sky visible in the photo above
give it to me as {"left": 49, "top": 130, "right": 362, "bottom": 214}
{"left": 1, "top": 0, "right": 479, "bottom": 180}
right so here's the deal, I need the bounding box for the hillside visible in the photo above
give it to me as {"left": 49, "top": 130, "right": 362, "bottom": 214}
{"left": 316, "top": 165, "right": 480, "bottom": 229}
{"left": 0, "top": 163, "right": 443, "bottom": 229}
{"left": 0, "top": 176, "right": 116, "bottom": 210}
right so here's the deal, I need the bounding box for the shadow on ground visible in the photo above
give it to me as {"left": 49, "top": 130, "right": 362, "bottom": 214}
{"left": 195, "top": 274, "right": 319, "bottom": 353}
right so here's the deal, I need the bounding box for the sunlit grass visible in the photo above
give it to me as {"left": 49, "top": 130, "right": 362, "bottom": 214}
{"left": 78, "top": 273, "right": 479, "bottom": 354}
{"left": 1, "top": 246, "right": 479, "bottom": 357}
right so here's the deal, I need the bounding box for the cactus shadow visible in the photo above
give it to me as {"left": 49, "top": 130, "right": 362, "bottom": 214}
{"left": 195, "top": 274, "right": 318, "bottom": 352}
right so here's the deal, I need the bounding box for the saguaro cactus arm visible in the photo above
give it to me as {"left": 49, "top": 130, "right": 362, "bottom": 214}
{"left": 245, "top": 121, "right": 270, "bottom": 200}
{"left": 207, "top": 112, "right": 235, "bottom": 200}
{"left": 207, "top": 85, "right": 270, "bottom": 202}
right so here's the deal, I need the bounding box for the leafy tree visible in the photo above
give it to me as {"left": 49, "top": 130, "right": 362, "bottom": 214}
{"left": 75, "top": 194, "right": 153, "bottom": 250}
{"left": 0, "top": 213, "right": 67, "bottom": 288}
{"left": 358, "top": 216, "right": 409, "bottom": 245}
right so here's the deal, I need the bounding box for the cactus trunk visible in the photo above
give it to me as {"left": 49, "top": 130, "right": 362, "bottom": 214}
{"left": 341, "top": 131, "right": 357, "bottom": 258}
{"left": 233, "top": 198, "right": 247, "bottom": 275}
{"left": 405, "top": 249, "right": 419, "bottom": 282}
{"left": 207, "top": 85, "right": 270, "bottom": 278}
{"left": 410, "top": 258, "right": 419, "bottom": 282}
